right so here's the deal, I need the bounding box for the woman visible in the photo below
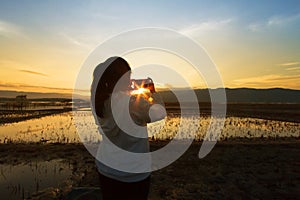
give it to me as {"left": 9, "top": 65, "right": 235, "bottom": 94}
{"left": 91, "top": 57, "right": 166, "bottom": 200}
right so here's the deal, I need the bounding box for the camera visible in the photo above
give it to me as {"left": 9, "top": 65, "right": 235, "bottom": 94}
{"left": 130, "top": 77, "right": 155, "bottom": 93}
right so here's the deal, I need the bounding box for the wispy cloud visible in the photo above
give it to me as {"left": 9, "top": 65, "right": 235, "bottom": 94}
{"left": 247, "top": 23, "right": 264, "bottom": 32}
{"left": 285, "top": 67, "right": 300, "bottom": 71}
{"left": 60, "top": 32, "right": 83, "bottom": 46}
{"left": 58, "top": 32, "right": 94, "bottom": 49}
{"left": 0, "top": 19, "right": 28, "bottom": 39}
{"left": 180, "top": 18, "right": 233, "bottom": 36}
{"left": 247, "top": 13, "right": 300, "bottom": 32}
{"left": 233, "top": 74, "right": 300, "bottom": 89}
{"left": 278, "top": 62, "right": 300, "bottom": 71}
{"left": 267, "top": 14, "right": 300, "bottom": 26}
{"left": 0, "top": 81, "right": 74, "bottom": 93}
{"left": 19, "top": 69, "right": 48, "bottom": 77}
{"left": 279, "top": 62, "right": 299, "bottom": 66}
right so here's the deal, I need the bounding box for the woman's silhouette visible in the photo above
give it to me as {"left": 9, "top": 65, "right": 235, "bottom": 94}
{"left": 91, "top": 57, "right": 166, "bottom": 200}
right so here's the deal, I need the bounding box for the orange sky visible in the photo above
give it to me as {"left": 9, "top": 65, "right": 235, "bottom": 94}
{"left": 1, "top": 1, "right": 299, "bottom": 95}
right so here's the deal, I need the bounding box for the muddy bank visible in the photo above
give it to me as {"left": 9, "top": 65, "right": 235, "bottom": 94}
{"left": 0, "top": 139, "right": 299, "bottom": 199}
{"left": 0, "top": 108, "right": 72, "bottom": 125}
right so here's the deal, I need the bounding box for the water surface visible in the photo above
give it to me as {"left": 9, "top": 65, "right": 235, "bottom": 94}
{"left": 0, "top": 159, "right": 72, "bottom": 200}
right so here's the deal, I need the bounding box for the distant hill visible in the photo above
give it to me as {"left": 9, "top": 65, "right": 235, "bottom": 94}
{"left": 159, "top": 88, "right": 300, "bottom": 103}
{"left": 0, "top": 88, "right": 299, "bottom": 103}
{"left": 224, "top": 88, "right": 300, "bottom": 103}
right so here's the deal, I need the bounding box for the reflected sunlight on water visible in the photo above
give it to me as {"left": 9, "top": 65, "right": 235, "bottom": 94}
{"left": 0, "top": 111, "right": 299, "bottom": 143}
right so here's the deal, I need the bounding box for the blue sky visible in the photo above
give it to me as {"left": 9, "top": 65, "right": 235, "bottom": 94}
{"left": 0, "top": 0, "right": 300, "bottom": 92}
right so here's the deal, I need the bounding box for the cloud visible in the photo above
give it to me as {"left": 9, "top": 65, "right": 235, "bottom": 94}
{"left": 0, "top": 19, "right": 28, "bottom": 39}
{"left": 247, "top": 23, "right": 264, "bottom": 32}
{"left": 59, "top": 32, "right": 83, "bottom": 47}
{"left": 279, "top": 62, "right": 299, "bottom": 66}
{"left": 278, "top": 62, "right": 300, "bottom": 71}
{"left": 57, "top": 31, "right": 100, "bottom": 51}
{"left": 233, "top": 74, "right": 300, "bottom": 89}
{"left": 247, "top": 13, "right": 300, "bottom": 32}
{"left": 179, "top": 18, "right": 233, "bottom": 36}
{"left": 285, "top": 67, "right": 300, "bottom": 71}
{"left": 19, "top": 69, "right": 48, "bottom": 77}
{"left": 267, "top": 14, "right": 300, "bottom": 26}
{"left": 0, "top": 81, "right": 73, "bottom": 93}
{"left": 267, "top": 75, "right": 300, "bottom": 81}
{"left": 234, "top": 74, "right": 300, "bottom": 83}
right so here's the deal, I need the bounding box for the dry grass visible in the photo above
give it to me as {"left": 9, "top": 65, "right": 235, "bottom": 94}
{"left": 0, "top": 139, "right": 299, "bottom": 199}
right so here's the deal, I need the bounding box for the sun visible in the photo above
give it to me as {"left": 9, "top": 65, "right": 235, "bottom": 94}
{"left": 130, "top": 87, "right": 150, "bottom": 95}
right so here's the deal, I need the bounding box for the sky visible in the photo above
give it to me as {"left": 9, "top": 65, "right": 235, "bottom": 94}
{"left": 0, "top": 0, "right": 300, "bottom": 95}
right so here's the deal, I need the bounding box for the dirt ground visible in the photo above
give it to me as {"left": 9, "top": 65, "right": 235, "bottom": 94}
{"left": 0, "top": 138, "right": 299, "bottom": 199}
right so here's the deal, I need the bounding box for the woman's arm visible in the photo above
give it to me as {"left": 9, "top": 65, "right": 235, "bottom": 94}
{"left": 129, "top": 93, "right": 166, "bottom": 125}
{"left": 148, "top": 93, "right": 166, "bottom": 122}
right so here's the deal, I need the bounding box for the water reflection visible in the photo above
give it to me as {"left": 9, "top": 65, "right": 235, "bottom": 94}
{"left": 0, "top": 159, "right": 72, "bottom": 200}
{"left": 0, "top": 112, "right": 97, "bottom": 143}
{"left": 0, "top": 111, "right": 299, "bottom": 143}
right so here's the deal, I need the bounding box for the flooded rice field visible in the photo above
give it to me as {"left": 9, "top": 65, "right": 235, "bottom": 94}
{"left": 0, "top": 111, "right": 299, "bottom": 144}
{"left": 0, "top": 159, "right": 72, "bottom": 200}
{"left": 0, "top": 110, "right": 299, "bottom": 199}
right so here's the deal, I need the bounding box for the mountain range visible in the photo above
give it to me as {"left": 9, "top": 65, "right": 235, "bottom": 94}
{"left": 0, "top": 88, "right": 300, "bottom": 103}
{"left": 159, "top": 88, "right": 300, "bottom": 103}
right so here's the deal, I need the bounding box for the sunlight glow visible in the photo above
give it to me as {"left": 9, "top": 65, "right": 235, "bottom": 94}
{"left": 130, "top": 88, "right": 150, "bottom": 95}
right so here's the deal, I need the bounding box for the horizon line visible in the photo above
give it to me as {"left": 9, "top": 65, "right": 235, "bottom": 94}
{"left": 0, "top": 86, "right": 299, "bottom": 97}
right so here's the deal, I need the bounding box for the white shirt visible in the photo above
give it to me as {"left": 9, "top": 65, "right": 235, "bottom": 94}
{"left": 94, "top": 91, "right": 166, "bottom": 182}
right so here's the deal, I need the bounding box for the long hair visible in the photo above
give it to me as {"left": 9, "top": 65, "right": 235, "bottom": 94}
{"left": 92, "top": 57, "right": 131, "bottom": 118}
